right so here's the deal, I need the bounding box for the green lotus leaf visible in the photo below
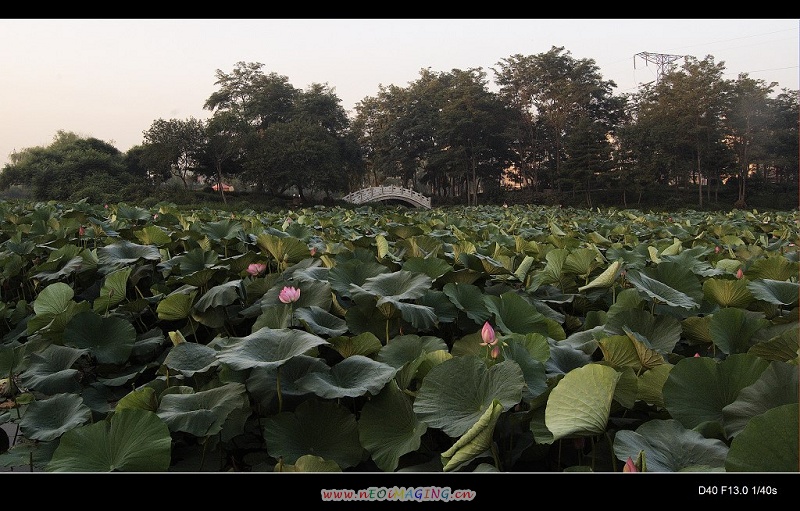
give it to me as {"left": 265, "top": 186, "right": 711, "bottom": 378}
{"left": 157, "top": 382, "right": 248, "bottom": 437}
{"left": 295, "top": 355, "right": 396, "bottom": 399}
{"left": 27, "top": 282, "right": 90, "bottom": 337}
{"left": 97, "top": 240, "right": 162, "bottom": 265}
{"left": 156, "top": 287, "right": 198, "bottom": 321}
{"left": 19, "top": 344, "right": 87, "bottom": 395}
{"left": 252, "top": 303, "right": 293, "bottom": 330}
{"left": 33, "top": 255, "right": 84, "bottom": 283}
{"left": 748, "top": 325, "right": 800, "bottom": 362}
{"left": 115, "top": 387, "right": 159, "bottom": 412}
{"left": 725, "top": 403, "right": 799, "bottom": 472}
{"left": 389, "top": 301, "right": 438, "bottom": 331}
{"left": 485, "top": 291, "right": 565, "bottom": 340}
{"left": 417, "top": 288, "right": 459, "bottom": 324}
{"left": 377, "top": 335, "right": 449, "bottom": 369}
{"left": 160, "top": 247, "right": 219, "bottom": 275}
{"left": 503, "top": 332, "right": 551, "bottom": 363}
{"left": 327, "top": 258, "right": 390, "bottom": 297}
{"left": 402, "top": 256, "right": 453, "bottom": 281}
{"left": 92, "top": 266, "right": 131, "bottom": 313}
{"left": 328, "top": 332, "right": 383, "bottom": 359}
{"left": 747, "top": 278, "right": 799, "bottom": 306}
{"left": 623, "top": 328, "right": 668, "bottom": 369}
{"left": 264, "top": 279, "right": 331, "bottom": 310}
{"left": 636, "top": 363, "right": 673, "bottom": 409}
{"left": 47, "top": 408, "right": 171, "bottom": 472}
{"left": 545, "top": 363, "right": 621, "bottom": 441}
{"left": 709, "top": 308, "right": 771, "bottom": 355}
{"left": 681, "top": 315, "right": 713, "bottom": 345}
{"left": 19, "top": 393, "right": 92, "bottom": 441}
{"left": 400, "top": 235, "right": 444, "bottom": 259}
{"left": 613, "top": 419, "right": 728, "bottom": 472}
{"left": 359, "top": 380, "right": 428, "bottom": 472}
{"left": 275, "top": 454, "right": 342, "bottom": 472}
{"left": 263, "top": 399, "right": 363, "bottom": 469}
{"left": 62, "top": 311, "right": 136, "bottom": 365}
{"left": 662, "top": 247, "right": 722, "bottom": 277}
{"left": 501, "top": 339, "right": 548, "bottom": 400}
{"left": 255, "top": 232, "right": 310, "bottom": 270}
{"left": 246, "top": 355, "right": 330, "bottom": 410}
{"left": 352, "top": 270, "right": 432, "bottom": 304}
{"left": 605, "top": 309, "right": 681, "bottom": 354}
{"left": 442, "top": 282, "right": 491, "bottom": 325}
{"left": 442, "top": 399, "right": 503, "bottom": 472}
{"left": 578, "top": 260, "right": 622, "bottom": 292}
{"left": 625, "top": 269, "right": 699, "bottom": 309}
{"left": 217, "top": 327, "right": 329, "bottom": 371}
{"left": 546, "top": 338, "right": 593, "bottom": 377}
{"left": 702, "top": 278, "right": 754, "bottom": 308}
{"left": 564, "top": 247, "right": 602, "bottom": 276}
{"left": 529, "top": 248, "right": 568, "bottom": 288}
{"left": 133, "top": 224, "right": 173, "bottom": 246}
{"left": 115, "top": 204, "right": 152, "bottom": 221}
{"left": 192, "top": 279, "right": 245, "bottom": 312}
{"left": 599, "top": 335, "right": 644, "bottom": 371}
{"left": 163, "top": 342, "right": 220, "bottom": 377}
{"left": 413, "top": 356, "right": 525, "bottom": 438}
{"left": 294, "top": 305, "right": 348, "bottom": 337}
{"left": 663, "top": 353, "right": 770, "bottom": 432}
{"left": 722, "top": 361, "right": 799, "bottom": 438}
{"left": 745, "top": 255, "right": 798, "bottom": 281}
{"left": 201, "top": 218, "right": 243, "bottom": 242}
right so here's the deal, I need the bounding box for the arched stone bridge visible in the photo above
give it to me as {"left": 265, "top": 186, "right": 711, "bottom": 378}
{"left": 342, "top": 186, "right": 432, "bottom": 209}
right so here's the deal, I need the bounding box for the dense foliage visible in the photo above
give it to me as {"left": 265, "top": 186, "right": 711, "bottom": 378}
{"left": 0, "top": 200, "right": 797, "bottom": 473}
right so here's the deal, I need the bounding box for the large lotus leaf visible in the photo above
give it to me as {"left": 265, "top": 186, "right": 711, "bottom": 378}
{"left": 33, "top": 254, "right": 84, "bottom": 283}
{"left": 263, "top": 279, "right": 332, "bottom": 310}
{"left": 613, "top": 419, "right": 728, "bottom": 472}
{"left": 62, "top": 311, "right": 136, "bottom": 365}
{"left": 725, "top": 403, "right": 799, "bottom": 472}
{"left": 27, "top": 282, "right": 90, "bottom": 336}
{"left": 19, "top": 344, "right": 87, "bottom": 395}
{"left": 391, "top": 301, "right": 438, "bottom": 331}
{"left": 255, "top": 232, "right": 310, "bottom": 269}
{"left": 160, "top": 248, "right": 219, "bottom": 276}
{"left": 192, "top": 280, "right": 245, "bottom": 312}
{"left": 252, "top": 303, "right": 293, "bottom": 330}
{"left": 19, "top": 393, "right": 92, "bottom": 441}
{"left": 599, "top": 335, "right": 646, "bottom": 371}
{"left": 460, "top": 252, "right": 512, "bottom": 276}
{"left": 529, "top": 248, "right": 568, "bottom": 289}
{"left": 92, "top": 266, "right": 131, "bottom": 313}
{"left": 722, "top": 361, "right": 799, "bottom": 438}
{"left": 709, "top": 307, "right": 771, "bottom": 355}
{"left": 604, "top": 309, "right": 681, "bottom": 354}
{"left": 246, "top": 355, "right": 330, "bottom": 409}
{"left": 47, "top": 408, "right": 171, "bottom": 472}
{"left": 402, "top": 256, "right": 453, "bottom": 281}
{"left": 417, "top": 288, "right": 459, "bottom": 324}
{"left": 274, "top": 454, "right": 342, "bottom": 472}
{"left": 702, "top": 278, "right": 754, "bottom": 308}
{"left": 748, "top": 325, "right": 800, "bottom": 362}
{"left": 163, "top": 342, "right": 220, "bottom": 377}
{"left": 328, "top": 332, "right": 383, "bottom": 359}
{"left": 578, "top": 260, "right": 622, "bottom": 292}
{"left": 352, "top": 270, "right": 432, "bottom": 304}
{"left": 485, "top": 292, "right": 565, "bottom": 340}
{"left": 133, "top": 225, "right": 173, "bottom": 246}
{"left": 545, "top": 363, "right": 621, "bottom": 441}
{"left": 623, "top": 328, "right": 668, "bottom": 369}
{"left": 294, "top": 306, "right": 348, "bottom": 337}
{"left": 97, "top": 240, "right": 162, "bottom": 265}
{"left": 115, "top": 387, "right": 159, "bottom": 412}
{"left": 262, "top": 399, "right": 363, "bottom": 469}
{"left": 605, "top": 246, "right": 648, "bottom": 269}
{"left": 545, "top": 338, "right": 593, "bottom": 378}
{"left": 663, "top": 353, "right": 770, "bottom": 432}
{"left": 295, "top": 355, "right": 396, "bottom": 399}
{"left": 201, "top": 218, "right": 243, "bottom": 242}
{"left": 217, "top": 327, "right": 329, "bottom": 370}
{"left": 358, "top": 380, "right": 428, "bottom": 472}
{"left": 156, "top": 287, "right": 198, "bottom": 321}
{"left": 157, "top": 382, "right": 248, "bottom": 437}
{"left": 115, "top": 204, "right": 152, "bottom": 221}
{"left": 503, "top": 332, "right": 551, "bottom": 363}
{"left": 625, "top": 269, "right": 699, "bottom": 309}
{"left": 662, "top": 247, "right": 722, "bottom": 277}
{"left": 441, "top": 399, "right": 503, "bottom": 472}
{"left": 746, "top": 254, "right": 798, "bottom": 281}
{"left": 377, "top": 335, "right": 449, "bottom": 369}
{"left": 327, "top": 258, "right": 389, "bottom": 297}
{"left": 681, "top": 315, "right": 713, "bottom": 345}
{"left": 636, "top": 363, "right": 673, "bottom": 409}
{"left": 413, "top": 356, "right": 525, "bottom": 438}
{"left": 442, "top": 282, "right": 491, "bottom": 325}
{"left": 501, "top": 340, "right": 548, "bottom": 400}
{"left": 564, "top": 248, "right": 602, "bottom": 276}
{"left": 747, "top": 279, "right": 799, "bottom": 306}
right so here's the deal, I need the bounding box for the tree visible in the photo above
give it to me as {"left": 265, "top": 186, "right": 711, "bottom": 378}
{"left": 141, "top": 118, "right": 207, "bottom": 190}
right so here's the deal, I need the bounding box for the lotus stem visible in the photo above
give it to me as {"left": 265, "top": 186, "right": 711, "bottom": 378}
{"left": 276, "top": 366, "right": 283, "bottom": 413}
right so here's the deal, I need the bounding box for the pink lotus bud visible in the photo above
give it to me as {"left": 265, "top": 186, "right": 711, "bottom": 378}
{"left": 279, "top": 286, "right": 301, "bottom": 304}
{"left": 247, "top": 263, "right": 266, "bottom": 276}
{"left": 490, "top": 344, "right": 500, "bottom": 359}
{"left": 480, "top": 321, "right": 497, "bottom": 346}
{"left": 694, "top": 353, "right": 701, "bottom": 357}
{"left": 623, "top": 456, "right": 639, "bottom": 472}
{"left": 310, "top": 247, "right": 317, "bottom": 256}
{"left": 736, "top": 268, "right": 744, "bottom": 279}
{"left": 714, "top": 246, "right": 720, "bottom": 253}
{"left": 79, "top": 226, "right": 86, "bottom": 236}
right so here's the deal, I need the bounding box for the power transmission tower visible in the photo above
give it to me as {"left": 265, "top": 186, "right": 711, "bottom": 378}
{"left": 634, "top": 52, "right": 685, "bottom": 85}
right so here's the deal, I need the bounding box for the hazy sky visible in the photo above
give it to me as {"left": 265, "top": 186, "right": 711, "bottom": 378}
{"left": 1, "top": 18, "right": 798, "bottom": 169}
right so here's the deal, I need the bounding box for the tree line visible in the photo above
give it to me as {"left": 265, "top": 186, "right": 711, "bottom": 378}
{"left": 1, "top": 47, "right": 797, "bottom": 209}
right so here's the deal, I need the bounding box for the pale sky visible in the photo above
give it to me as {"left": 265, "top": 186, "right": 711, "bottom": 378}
{"left": 1, "top": 18, "right": 798, "bottom": 169}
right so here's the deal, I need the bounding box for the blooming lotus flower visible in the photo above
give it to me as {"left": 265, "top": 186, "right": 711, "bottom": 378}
{"left": 480, "top": 321, "right": 497, "bottom": 346}
{"left": 279, "top": 286, "right": 301, "bottom": 304}
{"left": 623, "top": 456, "right": 639, "bottom": 472}
{"left": 736, "top": 268, "right": 744, "bottom": 279}
{"left": 247, "top": 263, "right": 266, "bottom": 276}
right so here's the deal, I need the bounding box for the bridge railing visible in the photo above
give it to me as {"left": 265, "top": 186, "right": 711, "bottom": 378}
{"left": 342, "top": 186, "right": 431, "bottom": 209}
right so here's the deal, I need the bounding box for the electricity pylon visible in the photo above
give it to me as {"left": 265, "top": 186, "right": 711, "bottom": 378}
{"left": 634, "top": 52, "right": 685, "bottom": 85}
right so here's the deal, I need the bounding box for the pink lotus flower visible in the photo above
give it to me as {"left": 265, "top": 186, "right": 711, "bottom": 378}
{"left": 736, "top": 268, "right": 744, "bottom": 279}
{"left": 490, "top": 344, "right": 500, "bottom": 359}
{"left": 694, "top": 352, "right": 701, "bottom": 357}
{"left": 714, "top": 246, "right": 721, "bottom": 253}
{"left": 310, "top": 247, "right": 317, "bottom": 256}
{"left": 79, "top": 226, "right": 86, "bottom": 236}
{"left": 279, "top": 286, "right": 301, "bottom": 304}
{"left": 480, "top": 322, "right": 497, "bottom": 346}
{"left": 247, "top": 263, "right": 266, "bottom": 276}
{"left": 623, "top": 456, "right": 639, "bottom": 472}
